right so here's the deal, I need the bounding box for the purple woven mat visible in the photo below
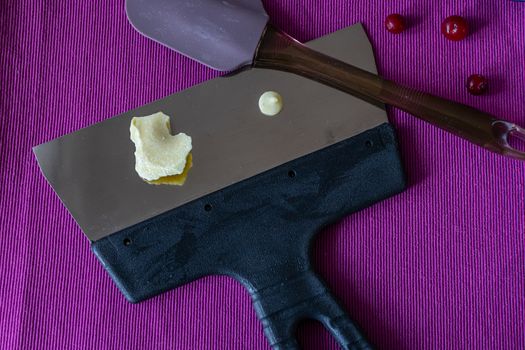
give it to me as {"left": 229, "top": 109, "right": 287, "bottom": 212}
{"left": 1, "top": 1, "right": 523, "bottom": 349}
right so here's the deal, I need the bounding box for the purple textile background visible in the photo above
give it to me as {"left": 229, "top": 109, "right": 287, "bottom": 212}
{"left": 1, "top": 1, "right": 524, "bottom": 349}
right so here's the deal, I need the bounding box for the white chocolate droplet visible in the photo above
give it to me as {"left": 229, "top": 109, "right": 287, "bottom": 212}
{"left": 258, "top": 91, "right": 283, "bottom": 116}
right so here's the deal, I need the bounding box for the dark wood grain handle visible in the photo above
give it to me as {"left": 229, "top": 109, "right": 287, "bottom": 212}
{"left": 254, "top": 25, "right": 525, "bottom": 161}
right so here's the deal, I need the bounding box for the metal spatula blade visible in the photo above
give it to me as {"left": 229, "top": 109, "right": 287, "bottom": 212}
{"left": 33, "top": 24, "right": 386, "bottom": 242}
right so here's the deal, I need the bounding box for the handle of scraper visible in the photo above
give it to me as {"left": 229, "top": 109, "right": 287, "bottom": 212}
{"left": 254, "top": 24, "right": 525, "bottom": 161}
{"left": 92, "top": 125, "right": 407, "bottom": 350}
{"left": 250, "top": 269, "right": 372, "bottom": 350}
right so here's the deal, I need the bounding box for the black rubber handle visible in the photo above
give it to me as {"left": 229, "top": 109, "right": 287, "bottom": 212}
{"left": 92, "top": 123, "right": 406, "bottom": 349}
{"left": 251, "top": 269, "right": 371, "bottom": 349}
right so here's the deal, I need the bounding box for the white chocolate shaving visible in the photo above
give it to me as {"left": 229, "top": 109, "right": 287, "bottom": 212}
{"left": 130, "top": 112, "right": 192, "bottom": 181}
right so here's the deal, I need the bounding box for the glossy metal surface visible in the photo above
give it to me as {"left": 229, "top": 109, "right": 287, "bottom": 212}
{"left": 33, "top": 24, "right": 387, "bottom": 242}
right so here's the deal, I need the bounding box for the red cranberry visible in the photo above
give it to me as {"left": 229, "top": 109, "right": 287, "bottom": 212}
{"left": 466, "top": 74, "right": 487, "bottom": 95}
{"left": 441, "top": 16, "right": 469, "bottom": 41}
{"left": 385, "top": 14, "right": 406, "bottom": 34}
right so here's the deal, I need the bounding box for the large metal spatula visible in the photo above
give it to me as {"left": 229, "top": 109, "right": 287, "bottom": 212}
{"left": 126, "top": 0, "right": 525, "bottom": 160}
{"left": 35, "top": 25, "right": 404, "bottom": 350}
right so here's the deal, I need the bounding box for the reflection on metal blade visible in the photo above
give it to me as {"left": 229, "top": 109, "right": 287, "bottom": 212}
{"left": 33, "top": 24, "right": 387, "bottom": 242}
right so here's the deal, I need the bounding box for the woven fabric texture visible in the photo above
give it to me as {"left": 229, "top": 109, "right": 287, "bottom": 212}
{"left": 1, "top": 1, "right": 523, "bottom": 349}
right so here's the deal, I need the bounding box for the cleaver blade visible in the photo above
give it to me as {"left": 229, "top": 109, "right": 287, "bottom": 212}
{"left": 33, "top": 24, "right": 387, "bottom": 242}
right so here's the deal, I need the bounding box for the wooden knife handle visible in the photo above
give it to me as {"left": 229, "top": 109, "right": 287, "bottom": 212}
{"left": 254, "top": 25, "right": 525, "bottom": 161}
{"left": 92, "top": 123, "right": 406, "bottom": 349}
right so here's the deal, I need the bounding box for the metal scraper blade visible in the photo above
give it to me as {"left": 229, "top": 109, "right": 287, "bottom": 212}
{"left": 33, "top": 24, "right": 387, "bottom": 242}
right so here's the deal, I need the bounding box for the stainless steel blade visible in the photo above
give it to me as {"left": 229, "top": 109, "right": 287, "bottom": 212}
{"left": 33, "top": 24, "right": 388, "bottom": 242}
